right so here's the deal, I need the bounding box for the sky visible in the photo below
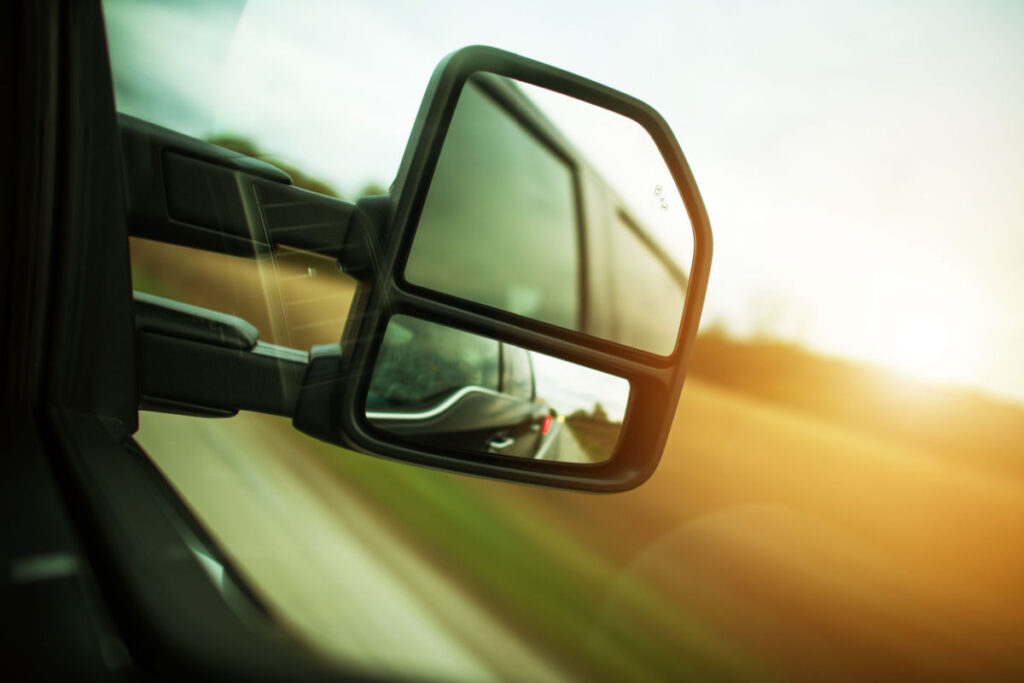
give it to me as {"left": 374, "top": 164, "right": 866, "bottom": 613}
{"left": 531, "top": 351, "right": 630, "bottom": 422}
{"left": 104, "top": 0, "right": 1024, "bottom": 404}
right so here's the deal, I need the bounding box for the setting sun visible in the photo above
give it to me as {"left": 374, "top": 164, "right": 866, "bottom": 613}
{"left": 872, "top": 313, "right": 969, "bottom": 383}
{"left": 856, "top": 287, "right": 978, "bottom": 386}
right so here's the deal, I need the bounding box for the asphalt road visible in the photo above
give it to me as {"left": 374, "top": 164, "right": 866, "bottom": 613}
{"left": 130, "top": 238, "right": 1024, "bottom": 679}
{"left": 538, "top": 419, "right": 600, "bottom": 464}
{"left": 137, "top": 411, "right": 565, "bottom": 682}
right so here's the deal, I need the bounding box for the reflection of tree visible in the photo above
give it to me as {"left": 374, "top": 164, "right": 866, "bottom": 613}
{"left": 689, "top": 327, "right": 1024, "bottom": 468}
{"left": 356, "top": 181, "right": 389, "bottom": 197}
{"left": 567, "top": 402, "right": 617, "bottom": 426}
{"left": 565, "top": 402, "right": 622, "bottom": 463}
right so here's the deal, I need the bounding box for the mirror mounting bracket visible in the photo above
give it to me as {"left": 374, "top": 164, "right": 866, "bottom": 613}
{"left": 118, "top": 114, "right": 373, "bottom": 277}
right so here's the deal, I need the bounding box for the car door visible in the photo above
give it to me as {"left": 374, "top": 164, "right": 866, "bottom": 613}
{"left": 3, "top": 1, "right": 339, "bottom": 679}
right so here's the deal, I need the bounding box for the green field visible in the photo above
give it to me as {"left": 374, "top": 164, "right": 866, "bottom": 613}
{"left": 131, "top": 235, "right": 1024, "bottom": 680}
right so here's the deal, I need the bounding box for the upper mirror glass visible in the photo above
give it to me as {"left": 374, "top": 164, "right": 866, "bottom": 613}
{"left": 366, "top": 315, "right": 629, "bottom": 464}
{"left": 405, "top": 72, "right": 693, "bottom": 355}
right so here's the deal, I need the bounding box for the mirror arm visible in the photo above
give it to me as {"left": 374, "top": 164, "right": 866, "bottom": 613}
{"left": 344, "top": 194, "right": 392, "bottom": 281}
{"left": 289, "top": 195, "right": 387, "bottom": 446}
{"left": 133, "top": 292, "right": 307, "bottom": 418}
{"left": 118, "top": 114, "right": 374, "bottom": 277}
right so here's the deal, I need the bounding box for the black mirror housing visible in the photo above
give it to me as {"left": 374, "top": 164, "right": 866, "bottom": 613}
{"left": 294, "top": 45, "right": 712, "bottom": 492}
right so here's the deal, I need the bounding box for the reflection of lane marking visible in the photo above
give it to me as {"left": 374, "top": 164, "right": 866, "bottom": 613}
{"left": 535, "top": 421, "right": 605, "bottom": 464}
{"left": 533, "top": 420, "right": 563, "bottom": 461}
{"left": 366, "top": 385, "right": 507, "bottom": 422}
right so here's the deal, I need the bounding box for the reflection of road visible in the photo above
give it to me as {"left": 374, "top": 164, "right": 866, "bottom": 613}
{"left": 137, "top": 411, "right": 563, "bottom": 682}
{"left": 537, "top": 419, "right": 601, "bottom": 464}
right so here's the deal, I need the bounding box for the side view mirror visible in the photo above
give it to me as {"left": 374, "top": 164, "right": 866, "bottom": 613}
{"left": 123, "top": 46, "right": 711, "bottom": 492}
{"left": 293, "top": 46, "right": 712, "bottom": 491}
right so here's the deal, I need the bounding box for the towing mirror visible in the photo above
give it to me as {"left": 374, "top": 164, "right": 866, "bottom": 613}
{"left": 294, "top": 46, "right": 712, "bottom": 492}
{"left": 121, "top": 45, "right": 710, "bottom": 492}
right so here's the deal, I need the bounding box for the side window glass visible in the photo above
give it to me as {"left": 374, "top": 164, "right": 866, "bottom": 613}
{"left": 501, "top": 344, "right": 535, "bottom": 400}
{"left": 367, "top": 315, "right": 500, "bottom": 409}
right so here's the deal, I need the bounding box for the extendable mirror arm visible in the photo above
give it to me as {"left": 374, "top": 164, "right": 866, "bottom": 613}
{"left": 133, "top": 292, "right": 310, "bottom": 418}
{"left": 119, "top": 116, "right": 395, "bottom": 419}
{"left": 118, "top": 114, "right": 382, "bottom": 278}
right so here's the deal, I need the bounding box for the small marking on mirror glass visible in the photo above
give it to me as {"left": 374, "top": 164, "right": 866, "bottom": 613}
{"left": 653, "top": 185, "right": 668, "bottom": 210}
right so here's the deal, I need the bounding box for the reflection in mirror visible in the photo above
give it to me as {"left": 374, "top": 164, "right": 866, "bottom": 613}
{"left": 365, "top": 315, "right": 629, "bottom": 464}
{"left": 405, "top": 72, "right": 693, "bottom": 355}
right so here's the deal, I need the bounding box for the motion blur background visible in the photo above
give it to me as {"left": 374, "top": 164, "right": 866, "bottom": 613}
{"left": 106, "top": 1, "right": 1024, "bottom": 680}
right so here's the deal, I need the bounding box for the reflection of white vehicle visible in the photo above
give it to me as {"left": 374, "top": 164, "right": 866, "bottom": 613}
{"left": 407, "top": 73, "right": 689, "bottom": 354}
{"left": 366, "top": 316, "right": 562, "bottom": 459}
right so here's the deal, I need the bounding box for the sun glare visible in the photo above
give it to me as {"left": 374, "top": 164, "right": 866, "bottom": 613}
{"left": 854, "top": 280, "right": 980, "bottom": 387}
{"left": 793, "top": 252, "right": 988, "bottom": 393}
{"left": 877, "top": 313, "right": 965, "bottom": 384}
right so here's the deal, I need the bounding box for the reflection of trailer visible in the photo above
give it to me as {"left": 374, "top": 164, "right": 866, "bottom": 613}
{"left": 474, "top": 73, "right": 690, "bottom": 351}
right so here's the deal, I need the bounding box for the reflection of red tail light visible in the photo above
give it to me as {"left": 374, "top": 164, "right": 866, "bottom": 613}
{"left": 541, "top": 415, "right": 552, "bottom": 435}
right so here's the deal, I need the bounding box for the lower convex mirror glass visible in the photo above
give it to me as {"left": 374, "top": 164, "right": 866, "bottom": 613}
{"left": 365, "top": 315, "right": 629, "bottom": 464}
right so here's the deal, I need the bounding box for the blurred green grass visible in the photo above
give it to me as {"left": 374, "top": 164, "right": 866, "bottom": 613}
{"left": 127, "top": 140, "right": 1024, "bottom": 678}
{"left": 305, "top": 433, "right": 762, "bottom": 681}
